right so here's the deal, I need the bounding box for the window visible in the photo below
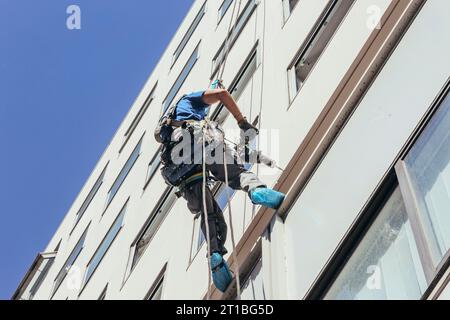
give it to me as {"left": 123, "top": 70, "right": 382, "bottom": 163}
{"left": 325, "top": 186, "right": 428, "bottom": 299}
{"left": 127, "top": 188, "right": 177, "bottom": 275}
{"left": 52, "top": 225, "right": 89, "bottom": 297}
{"left": 71, "top": 164, "right": 108, "bottom": 234}
{"left": 144, "top": 148, "right": 162, "bottom": 190}
{"left": 172, "top": 2, "right": 206, "bottom": 67}
{"left": 120, "top": 84, "right": 156, "bottom": 153}
{"left": 400, "top": 95, "right": 450, "bottom": 268}
{"left": 145, "top": 264, "right": 167, "bottom": 300}
{"left": 211, "top": 0, "right": 258, "bottom": 78}
{"left": 212, "top": 44, "right": 259, "bottom": 123}
{"left": 163, "top": 43, "right": 200, "bottom": 112}
{"left": 98, "top": 284, "right": 108, "bottom": 300}
{"left": 288, "top": 0, "right": 355, "bottom": 101}
{"left": 218, "top": 0, "right": 234, "bottom": 23}
{"left": 318, "top": 86, "right": 450, "bottom": 300}
{"left": 106, "top": 135, "right": 143, "bottom": 210}
{"left": 82, "top": 201, "right": 127, "bottom": 289}
{"left": 282, "top": 0, "right": 300, "bottom": 21}
{"left": 12, "top": 242, "right": 60, "bottom": 300}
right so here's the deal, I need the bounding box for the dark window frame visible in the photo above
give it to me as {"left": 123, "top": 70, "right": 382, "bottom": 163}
{"left": 144, "top": 263, "right": 167, "bottom": 300}
{"left": 211, "top": 0, "right": 258, "bottom": 79}
{"left": 287, "top": 0, "right": 355, "bottom": 104}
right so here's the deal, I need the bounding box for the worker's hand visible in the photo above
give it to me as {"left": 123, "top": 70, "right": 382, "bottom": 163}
{"left": 238, "top": 117, "right": 259, "bottom": 135}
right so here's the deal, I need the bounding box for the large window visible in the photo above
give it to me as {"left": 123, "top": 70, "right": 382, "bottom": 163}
{"left": 126, "top": 188, "right": 177, "bottom": 277}
{"left": 106, "top": 135, "right": 143, "bottom": 210}
{"left": 82, "top": 200, "right": 127, "bottom": 289}
{"left": 52, "top": 225, "right": 89, "bottom": 297}
{"left": 287, "top": 0, "right": 354, "bottom": 101}
{"left": 71, "top": 164, "right": 108, "bottom": 234}
{"left": 321, "top": 87, "right": 450, "bottom": 300}
{"left": 120, "top": 83, "right": 156, "bottom": 153}
{"left": 211, "top": 0, "right": 258, "bottom": 78}
{"left": 172, "top": 2, "right": 206, "bottom": 67}
{"left": 325, "top": 186, "right": 427, "bottom": 299}
{"left": 163, "top": 43, "right": 200, "bottom": 112}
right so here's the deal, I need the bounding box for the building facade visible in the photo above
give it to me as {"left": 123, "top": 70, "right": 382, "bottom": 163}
{"left": 14, "top": 0, "right": 450, "bottom": 300}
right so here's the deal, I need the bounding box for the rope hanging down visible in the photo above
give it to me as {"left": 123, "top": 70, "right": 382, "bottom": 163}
{"left": 203, "top": 0, "right": 244, "bottom": 300}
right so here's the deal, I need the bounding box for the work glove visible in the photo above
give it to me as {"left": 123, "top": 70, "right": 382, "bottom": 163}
{"left": 238, "top": 117, "right": 259, "bottom": 135}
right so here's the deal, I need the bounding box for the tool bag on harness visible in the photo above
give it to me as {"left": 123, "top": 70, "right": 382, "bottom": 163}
{"left": 155, "top": 100, "right": 202, "bottom": 187}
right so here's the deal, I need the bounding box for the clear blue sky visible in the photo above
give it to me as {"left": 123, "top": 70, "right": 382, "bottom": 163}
{"left": 0, "top": 0, "right": 194, "bottom": 299}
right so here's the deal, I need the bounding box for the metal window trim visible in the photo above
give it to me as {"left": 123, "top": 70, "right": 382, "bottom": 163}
{"left": 143, "top": 146, "right": 163, "bottom": 191}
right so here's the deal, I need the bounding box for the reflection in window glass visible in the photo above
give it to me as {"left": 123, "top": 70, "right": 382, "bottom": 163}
{"left": 404, "top": 93, "right": 450, "bottom": 267}
{"left": 283, "top": 0, "right": 300, "bottom": 20}
{"left": 219, "top": 0, "right": 234, "bottom": 23}
{"left": 325, "top": 187, "right": 428, "bottom": 300}
{"left": 84, "top": 203, "right": 126, "bottom": 286}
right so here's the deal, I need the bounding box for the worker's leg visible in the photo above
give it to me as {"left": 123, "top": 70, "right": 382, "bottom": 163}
{"left": 208, "top": 143, "right": 285, "bottom": 209}
{"left": 182, "top": 181, "right": 227, "bottom": 255}
{"left": 208, "top": 143, "right": 265, "bottom": 192}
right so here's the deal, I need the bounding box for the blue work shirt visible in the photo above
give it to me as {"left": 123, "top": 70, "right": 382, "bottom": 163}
{"left": 173, "top": 91, "right": 210, "bottom": 121}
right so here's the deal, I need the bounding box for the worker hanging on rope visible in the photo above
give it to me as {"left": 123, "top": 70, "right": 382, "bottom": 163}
{"left": 154, "top": 80, "right": 285, "bottom": 293}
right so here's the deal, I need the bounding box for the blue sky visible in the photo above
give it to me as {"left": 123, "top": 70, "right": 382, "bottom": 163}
{"left": 0, "top": 0, "right": 194, "bottom": 299}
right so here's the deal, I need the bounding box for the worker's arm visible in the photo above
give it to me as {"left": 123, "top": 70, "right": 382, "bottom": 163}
{"left": 203, "top": 89, "right": 258, "bottom": 133}
{"left": 203, "top": 89, "right": 244, "bottom": 122}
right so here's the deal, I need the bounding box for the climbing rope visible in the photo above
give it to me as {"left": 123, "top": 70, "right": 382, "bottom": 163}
{"left": 222, "top": 136, "right": 242, "bottom": 300}
{"left": 201, "top": 123, "right": 213, "bottom": 300}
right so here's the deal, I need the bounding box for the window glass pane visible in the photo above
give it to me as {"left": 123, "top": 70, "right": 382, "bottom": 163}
{"left": 146, "top": 152, "right": 161, "bottom": 185}
{"left": 241, "top": 256, "right": 265, "bottom": 300}
{"left": 325, "top": 187, "right": 428, "bottom": 300}
{"left": 404, "top": 93, "right": 450, "bottom": 267}
{"left": 74, "top": 165, "right": 107, "bottom": 227}
{"left": 122, "top": 84, "right": 156, "bottom": 150}
{"left": 53, "top": 227, "right": 88, "bottom": 295}
{"left": 107, "top": 138, "right": 142, "bottom": 206}
{"left": 84, "top": 204, "right": 126, "bottom": 285}
{"left": 132, "top": 189, "right": 177, "bottom": 269}
{"left": 163, "top": 44, "right": 200, "bottom": 112}
{"left": 173, "top": 3, "right": 206, "bottom": 64}
{"left": 212, "top": 0, "right": 257, "bottom": 77}
{"left": 219, "top": 0, "right": 234, "bottom": 22}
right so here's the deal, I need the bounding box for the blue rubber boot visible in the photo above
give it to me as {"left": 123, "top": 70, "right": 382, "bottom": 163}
{"left": 210, "top": 252, "right": 233, "bottom": 293}
{"left": 250, "top": 187, "right": 286, "bottom": 209}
